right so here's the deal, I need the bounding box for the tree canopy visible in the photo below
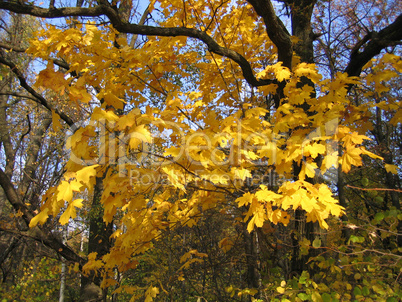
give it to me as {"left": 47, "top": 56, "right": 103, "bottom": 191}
{"left": 0, "top": 0, "right": 401, "bottom": 301}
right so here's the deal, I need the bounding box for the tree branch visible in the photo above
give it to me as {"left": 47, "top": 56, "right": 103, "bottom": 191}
{"left": 0, "top": 49, "right": 74, "bottom": 126}
{"left": 0, "top": 166, "right": 84, "bottom": 266}
{"left": 246, "top": 0, "right": 293, "bottom": 68}
{"left": 0, "top": 0, "right": 273, "bottom": 87}
{"left": 0, "top": 1, "right": 105, "bottom": 18}
{"left": 0, "top": 91, "right": 40, "bottom": 102}
{"left": 0, "top": 42, "right": 26, "bottom": 52}
{"left": 345, "top": 13, "right": 402, "bottom": 77}
{"left": 130, "top": 4, "right": 150, "bottom": 48}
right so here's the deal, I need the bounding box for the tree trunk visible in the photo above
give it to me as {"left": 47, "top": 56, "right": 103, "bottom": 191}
{"left": 59, "top": 226, "right": 67, "bottom": 302}
{"left": 80, "top": 176, "right": 113, "bottom": 302}
{"left": 243, "top": 223, "right": 262, "bottom": 299}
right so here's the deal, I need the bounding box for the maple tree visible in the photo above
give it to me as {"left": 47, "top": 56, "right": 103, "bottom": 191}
{"left": 0, "top": 0, "right": 401, "bottom": 301}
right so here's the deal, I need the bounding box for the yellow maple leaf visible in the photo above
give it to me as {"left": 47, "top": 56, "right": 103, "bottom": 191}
{"left": 299, "top": 161, "right": 318, "bottom": 180}
{"left": 341, "top": 147, "right": 362, "bottom": 173}
{"left": 144, "top": 286, "right": 159, "bottom": 302}
{"left": 236, "top": 192, "right": 254, "bottom": 207}
{"left": 294, "top": 62, "right": 322, "bottom": 83}
{"left": 57, "top": 181, "right": 73, "bottom": 202}
{"left": 280, "top": 195, "right": 293, "bottom": 211}
{"left": 390, "top": 109, "right": 402, "bottom": 126}
{"left": 255, "top": 187, "right": 281, "bottom": 202}
{"left": 91, "top": 107, "right": 119, "bottom": 122}
{"left": 321, "top": 151, "right": 339, "bottom": 171}
{"left": 102, "top": 92, "right": 125, "bottom": 110}
{"left": 360, "top": 148, "right": 383, "bottom": 160}
{"left": 272, "top": 62, "right": 291, "bottom": 81}
{"left": 247, "top": 210, "right": 265, "bottom": 232}
{"left": 101, "top": 278, "right": 117, "bottom": 288}
{"left": 257, "top": 62, "right": 291, "bottom": 81}
{"left": 29, "top": 208, "right": 50, "bottom": 227}
{"left": 300, "top": 197, "right": 318, "bottom": 213}
{"left": 57, "top": 180, "right": 83, "bottom": 202}
{"left": 129, "top": 125, "right": 152, "bottom": 150}
{"left": 303, "top": 143, "right": 326, "bottom": 158}
{"left": 59, "top": 199, "right": 84, "bottom": 225}
{"left": 76, "top": 165, "right": 99, "bottom": 189}
{"left": 82, "top": 252, "right": 103, "bottom": 275}
{"left": 258, "top": 142, "right": 277, "bottom": 164}
{"left": 117, "top": 108, "right": 142, "bottom": 130}
{"left": 51, "top": 110, "right": 62, "bottom": 132}
{"left": 218, "top": 237, "right": 234, "bottom": 253}
{"left": 259, "top": 83, "right": 278, "bottom": 95}
{"left": 69, "top": 86, "right": 92, "bottom": 103}
{"left": 385, "top": 163, "right": 399, "bottom": 174}
{"left": 162, "top": 166, "right": 186, "bottom": 191}
{"left": 241, "top": 150, "right": 259, "bottom": 160}
{"left": 342, "top": 132, "right": 369, "bottom": 146}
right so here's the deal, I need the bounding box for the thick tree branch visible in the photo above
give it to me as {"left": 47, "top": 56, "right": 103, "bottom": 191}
{"left": 0, "top": 0, "right": 273, "bottom": 87}
{"left": 345, "top": 13, "right": 402, "bottom": 77}
{"left": 0, "top": 42, "right": 26, "bottom": 52}
{"left": 0, "top": 49, "right": 74, "bottom": 126}
{"left": 246, "top": 0, "right": 293, "bottom": 68}
{"left": 0, "top": 1, "right": 105, "bottom": 18}
{"left": 0, "top": 167, "right": 84, "bottom": 266}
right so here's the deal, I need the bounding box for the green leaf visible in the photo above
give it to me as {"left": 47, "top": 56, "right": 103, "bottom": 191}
{"left": 353, "top": 286, "right": 362, "bottom": 296}
{"left": 348, "top": 235, "right": 365, "bottom": 244}
{"left": 360, "top": 177, "right": 369, "bottom": 186}
{"left": 312, "top": 237, "right": 322, "bottom": 248}
{"left": 362, "top": 286, "right": 370, "bottom": 296}
{"left": 297, "top": 293, "right": 310, "bottom": 301}
{"left": 374, "top": 212, "right": 385, "bottom": 221}
{"left": 322, "top": 293, "right": 331, "bottom": 302}
{"left": 375, "top": 196, "right": 384, "bottom": 203}
{"left": 299, "top": 271, "right": 309, "bottom": 285}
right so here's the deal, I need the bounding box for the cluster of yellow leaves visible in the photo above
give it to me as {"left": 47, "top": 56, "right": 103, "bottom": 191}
{"left": 29, "top": 165, "right": 99, "bottom": 227}
{"left": 82, "top": 252, "right": 103, "bottom": 276}
{"left": 236, "top": 181, "right": 344, "bottom": 232}
{"left": 362, "top": 53, "right": 402, "bottom": 126}
{"left": 178, "top": 249, "right": 208, "bottom": 273}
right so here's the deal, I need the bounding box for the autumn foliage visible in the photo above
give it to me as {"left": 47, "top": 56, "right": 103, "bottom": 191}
{"left": 0, "top": 0, "right": 401, "bottom": 301}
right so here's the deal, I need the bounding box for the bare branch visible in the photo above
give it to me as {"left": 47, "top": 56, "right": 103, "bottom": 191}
{"left": 0, "top": 92, "right": 38, "bottom": 102}
{"left": 345, "top": 13, "right": 402, "bottom": 77}
{"left": 0, "top": 49, "right": 74, "bottom": 126}
{"left": 346, "top": 185, "right": 402, "bottom": 193}
{"left": 130, "top": 4, "right": 150, "bottom": 48}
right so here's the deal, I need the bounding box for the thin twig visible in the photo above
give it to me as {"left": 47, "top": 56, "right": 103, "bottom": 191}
{"left": 346, "top": 185, "right": 402, "bottom": 193}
